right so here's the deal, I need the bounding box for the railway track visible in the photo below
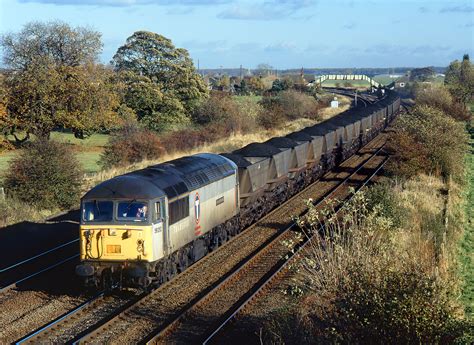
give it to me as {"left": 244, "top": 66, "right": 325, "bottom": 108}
{"left": 0, "top": 239, "right": 79, "bottom": 293}
{"left": 324, "top": 87, "right": 380, "bottom": 107}
{"left": 15, "top": 290, "right": 145, "bottom": 345}
{"left": 144, "top": 142, "right": 389, "bottom": 344}
{"left": 45, "top": 133, "right": 389, "bottom": 345}
{"left": 203, "top": 152, "right": 389, "bottom": 345}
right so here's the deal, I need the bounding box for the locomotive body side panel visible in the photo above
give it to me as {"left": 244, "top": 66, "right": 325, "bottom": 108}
{"left": 168, "top": 173, "right": 238, "bottom": 253}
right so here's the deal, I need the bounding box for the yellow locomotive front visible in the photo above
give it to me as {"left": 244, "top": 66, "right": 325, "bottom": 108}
{"left": 76, "top": 197, "right": 166, "bottom": 289}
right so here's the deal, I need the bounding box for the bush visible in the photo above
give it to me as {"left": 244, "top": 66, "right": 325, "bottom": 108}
{"left": 386, "top": 105, "right": 468, "bottom": 181}
{"left": 257, "top": 102, "right": 286, "bottom": 129}
{"left": 100, "top": 125, "right": 165, "bottom": 168}
{"left": 161, "top": 122, "right": 232, "bottom": 153}
{"left": 3, "top": 139, "right": 83, "bottom": 209}
{"left": 386, "top": 131, "right": 431, "bottom": 178}
{"left": 366, "top": 181, "right": 405, "bottom": 229}
{"left": 0, "top": 138, "right": 14, "bottom": 153}
{"left": 258, "top": 90, "right": 320, "bottom": 129}
{"left": 192, "top": 92, "right": 258, "bottom": 133}
{"left": 415, "top": 85, "right": 471, "bottom": 122}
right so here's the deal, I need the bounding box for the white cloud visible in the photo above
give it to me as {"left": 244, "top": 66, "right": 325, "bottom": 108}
{"left": 217, "top": 0, "right": 317, "bottom": 20}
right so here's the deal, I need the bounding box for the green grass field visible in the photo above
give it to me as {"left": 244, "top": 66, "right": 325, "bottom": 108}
{"left": 372, "top": 75, "right": 398, "bottom": 85}
{"left": 233, "top": 95, "right": 262, "bottom": 104}
{"left": 321, "top": 79, "right": 370, "bottom": 88}
{"left": 50, "top": 131, "right": 110, "bottom": 147}
{"left": 0, "top": 132, "right": 109, "bottom": 176}
{"left": 0, "top": 151, "right": 16, "bottom": 176}
{"left": 460, "top": 126, "right": 474, "bottom": 319}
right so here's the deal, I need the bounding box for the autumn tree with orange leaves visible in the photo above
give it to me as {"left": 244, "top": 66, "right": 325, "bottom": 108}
{"left": 0, "top": 21, "right": 120, "bottom": 141}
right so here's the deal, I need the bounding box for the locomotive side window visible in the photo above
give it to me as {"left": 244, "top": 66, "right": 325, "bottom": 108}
{"left": 117, "top": 201, "right": 149, "bottom": 221}
{"left": 154, "top": 202, "right": 161, "bottom": 222}
{"left": 169, "top": 197, "right": 189, "bottom": 225}
{"left": 82, "top": 201, "right": 113, "bottom": 222}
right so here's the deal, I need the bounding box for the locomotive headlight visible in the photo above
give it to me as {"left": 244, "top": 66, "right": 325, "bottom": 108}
{"left": 137, "top": 239, "right": 146, "bottom": 256}
{"left": 109, "top": 229, "right": 117, "bottom": 236}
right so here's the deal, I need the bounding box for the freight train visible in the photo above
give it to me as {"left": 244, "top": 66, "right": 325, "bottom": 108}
{"left": 76, "top": 91, "right": 401, "bottom": 289}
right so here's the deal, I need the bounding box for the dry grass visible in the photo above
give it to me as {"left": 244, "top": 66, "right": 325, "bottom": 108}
{"left": 318, "top": 95, "right": 351, "bottom": 121}
{"left": 0, "top": 198, "right": 58, "bottom": 228}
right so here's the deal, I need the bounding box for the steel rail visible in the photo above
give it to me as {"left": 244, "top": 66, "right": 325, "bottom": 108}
{"left": 0, "top": 254, "right": 79, "bottom": 293}
{"left": 143, "top": 146, "right": 388, "bottom": 344}
{"left": 0, "top": 238, "right": 79, "bottom": 273}
{"left": 15, "top": 291, "right": 105, "bottom": 345}
{"left": 202, "top": 155, "right": 390, "bottom": 345}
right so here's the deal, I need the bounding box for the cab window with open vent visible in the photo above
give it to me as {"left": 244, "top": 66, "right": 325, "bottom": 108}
{"left": 169, "top": 197, "right": 189, "bottom": 225}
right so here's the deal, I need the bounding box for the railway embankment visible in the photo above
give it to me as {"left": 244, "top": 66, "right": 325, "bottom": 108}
{"left": 218, "top": 99, "right": 473, "bottom": 344}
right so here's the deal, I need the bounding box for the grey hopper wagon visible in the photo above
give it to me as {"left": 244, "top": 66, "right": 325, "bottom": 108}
{"left": 265, "top": 137, "right": 308, "bottom": 176}
{"left": 327, "top": 116, "right": 358, "bottom": 147}
{"left": 220, "top": 153, "right": 269, "bottom": 207}
{"left": 234, "top": 142, "right": 291, "bottom": 191}
{"left": 302, "top": 122, "right": 344, "bottom": 154}
{"left": 286, "top": 131, "right": 324, "bottom": 167}
{"left": 354, "top": 112, "right": 373, "bottom": 134}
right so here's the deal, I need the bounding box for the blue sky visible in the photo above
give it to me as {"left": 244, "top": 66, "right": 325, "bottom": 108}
{"left": 0, "top": 0, "right": 473, "bottom": 69}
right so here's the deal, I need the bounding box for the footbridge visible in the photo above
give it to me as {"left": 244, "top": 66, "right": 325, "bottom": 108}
{"left": 314, "top": 74, "right": 381, "bottom": 88}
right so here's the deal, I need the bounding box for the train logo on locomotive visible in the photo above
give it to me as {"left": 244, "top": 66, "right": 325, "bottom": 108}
{"left": 194, "top": 192, "right": 201, "bottom": 232}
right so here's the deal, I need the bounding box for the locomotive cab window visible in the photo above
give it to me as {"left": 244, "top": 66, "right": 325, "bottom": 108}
{"left": 117, "top": 201, "right": 149, "bottom": 221}
{"left": 169, "top": 197, "right": 189, "bottom": 225}
{"left": 82, "top": 201, "right": 113, "bottom": 222}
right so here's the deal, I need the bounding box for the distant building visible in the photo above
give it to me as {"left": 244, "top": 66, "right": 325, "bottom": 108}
{"left": 330, "top": 97, "right": 339, "bottom": 108}
{"left": 395, "top": 75, "right": 409, "bottom": 88}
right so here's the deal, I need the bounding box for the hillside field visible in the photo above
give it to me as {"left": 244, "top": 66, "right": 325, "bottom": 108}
{"left": 0, "top": 132, "right": 109, "bottom": 176}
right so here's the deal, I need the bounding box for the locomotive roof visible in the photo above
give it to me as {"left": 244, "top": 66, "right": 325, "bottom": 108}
{"left": 82, "top": 153, "right": 237, "bottom": 200}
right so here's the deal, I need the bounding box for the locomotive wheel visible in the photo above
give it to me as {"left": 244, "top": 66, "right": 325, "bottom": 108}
{"left": 101, "top": 269, "right": 113, "bottom": 291}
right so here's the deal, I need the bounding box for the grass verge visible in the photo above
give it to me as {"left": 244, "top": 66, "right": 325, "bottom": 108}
{"left": 459, "top": 126, "right": 474, "bottom": 319}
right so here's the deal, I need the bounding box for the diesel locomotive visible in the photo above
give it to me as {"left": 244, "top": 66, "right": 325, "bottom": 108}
{"left": 76, "top": 91, "right": 401, "bottom": 289}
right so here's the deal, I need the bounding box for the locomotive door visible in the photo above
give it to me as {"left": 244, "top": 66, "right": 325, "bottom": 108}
{"left": 152, "top": 198, "right": 167, "bottom": 260}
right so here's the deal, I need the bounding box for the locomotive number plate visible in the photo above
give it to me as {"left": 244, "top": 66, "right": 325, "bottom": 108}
{"left": 107, "top": 245, "right": 121, "bottom": 254}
